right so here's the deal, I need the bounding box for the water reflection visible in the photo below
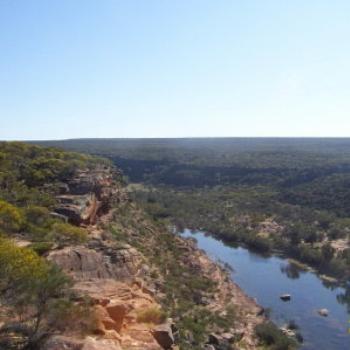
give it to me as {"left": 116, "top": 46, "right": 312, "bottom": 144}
{"left": 181, "top": 229, "right": 350, "bottom": 350}
{"left": 337, "top": 284, "right": 350, "bottom": 313}
{"left": 280, "top": 262, "right": 305, "bottom": 280}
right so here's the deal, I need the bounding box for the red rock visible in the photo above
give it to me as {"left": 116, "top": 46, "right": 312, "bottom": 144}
{"left": 106, "top": 302, "right": 127, "bottom": 332}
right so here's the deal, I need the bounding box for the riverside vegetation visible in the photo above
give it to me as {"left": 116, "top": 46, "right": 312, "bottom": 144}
{"left": 0, "top": 141, "right": 297, "bottom": 350}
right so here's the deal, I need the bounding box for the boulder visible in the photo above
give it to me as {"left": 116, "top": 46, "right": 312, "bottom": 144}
{"left": 208, "top": 333, "right": 221, "bottom": 345}
{"left": 280, "top": 294, "right": 291, "bottom": 301}
{"left": 318, "top": 308, "right": 329, "bottom": 317}
{"left": 208, "top": 333, "right": 233, "bottom": 350}
{"left": 81, "top": 337, "right": 121, "bottom": 350}
{"left": 152, "top": 323, "right": 174, "bottom": 349}
{"left": 50, "top": 211, "right": 68, "bottom": 222}
{"left": 54, "top": 205, "right": 85, "bottom": 225}
{"left": 55, "top": 194, "right": 99, "bottom": 225}
{"left": 221, "top": 332, "right": 239, "bottom": 342}
{"left": 203, "top": 345, "right": 216, "bottom": 350}
{"left": 67, "top": 177, "right": 95, "bottom": 195}
{"left": 106, "top": 302, "right": 127, "bottom": 332}
{"left": 47, "top": 247, "right": 111, "bottom": 279}
{"left": 47, "top": 243, "right": 142, "bottom": 280}
{"left": 103, "top": 330, "right": 122, "bottom": 341}
{"left": 44, "top": 336, "right": 83, "bottom": 350}
{"left": 93, "top": 305, "right": 117, "bottom": 334}
{"left": 280, "top": 327, "right": 296, "bottom": 337}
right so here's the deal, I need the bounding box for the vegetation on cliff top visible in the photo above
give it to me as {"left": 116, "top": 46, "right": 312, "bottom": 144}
{"left": 0, "top": 142, "right": 97, "bottom": 244}
{"left": 0, "top": 142, "right": 101, "bottom": 349}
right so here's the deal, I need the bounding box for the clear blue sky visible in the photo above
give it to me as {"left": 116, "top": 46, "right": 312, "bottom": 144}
{"left": 1, "top": 1, "right": 350, "bottom": 140}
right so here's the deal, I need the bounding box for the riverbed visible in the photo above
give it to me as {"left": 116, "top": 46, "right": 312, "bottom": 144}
{"left": 181, "top": 229, "right": 350, "bottom": 350}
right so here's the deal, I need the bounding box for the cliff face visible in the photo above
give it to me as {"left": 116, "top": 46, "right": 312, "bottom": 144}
{"left": 43, "top": 166, "right": 264, "bottom": 350}
{"left": 53, "top": 166, "right": 126, "bottom": 225}
{"left": 45, "top": 167, "right": 168, "bottom": 350}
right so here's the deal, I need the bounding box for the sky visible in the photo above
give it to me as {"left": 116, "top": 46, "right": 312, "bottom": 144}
{"left": 0, "top": 0, "right": 350, "bottom": 140}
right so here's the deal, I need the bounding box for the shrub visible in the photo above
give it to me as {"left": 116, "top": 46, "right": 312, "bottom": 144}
{"left": 22, "top": 206, "right": 55, "bottom": 240}
{"left": 47, "top": 298, "right": 97, "bottom": 335}
{"left": 255, "top": 322, "right": 297, "bottom": 350}
{"left": 0, "top": 200, "right": 23, "bottom": 233}
{"left": 23, "top": 206, "right": 51, "bottom": 227}
{"left": 29, "top": 241, "right": 54, "bottom": 256}
{"left": 246, "top": 235, "right": 272, "bottom": 254}
{"left": 136, "top": 306, "right": 167, "bottom": 324}
{"left": 50, "top": 222, "right": 88, "bottom": 244}
{"left": 0, "top": 237, "right": 73, "bottom": 349}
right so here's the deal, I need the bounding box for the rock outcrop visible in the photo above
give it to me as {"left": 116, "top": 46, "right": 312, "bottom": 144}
{"left": 53, "top": 166, "right": 124, "bottom": 225}
{"left": 74, "top": 279, "right": 171, "bottom": 350}
{"left": 47, "top": 242, "right": 143, "bottom": 281}
{"left": 152, "top": 324, "right": 175, "bottom": 349}
{"left": 44, "top": 166, "right": 174, "bottom": 350}
{"left": 46, "top": 238, "right": 172, "bottom": 349}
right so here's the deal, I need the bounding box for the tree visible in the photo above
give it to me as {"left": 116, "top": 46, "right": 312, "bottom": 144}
{"left": 0, "top": 200, "right": 23, "bottom": 233}
{"left": 321, "top": 243, "right": 335, "bottom": 262}
{"left": 0, "top": 237, "right": 72, "bottom": 349}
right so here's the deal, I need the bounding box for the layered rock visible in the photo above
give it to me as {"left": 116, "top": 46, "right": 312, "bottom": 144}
{"left": 73, "top": 279, "right": 171, "bottom": 350}
{"left": 53, "top": 166, "right": 124, "bottom": 225}
{"left": 47, "top": 242, "right": 143, "bottom": 281}
{"left": 44, "top": 167, "right": 175, "bottom": 350}
{"left": 46, "top": 237, "right": 173, "bottom": 349}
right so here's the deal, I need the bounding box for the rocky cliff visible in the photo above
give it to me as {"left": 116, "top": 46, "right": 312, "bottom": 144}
{"left": 53, "top": 166, "right": 124, "bottom": 225}
{"left": 42, "top": 165, "right": 264, "bottom": 350}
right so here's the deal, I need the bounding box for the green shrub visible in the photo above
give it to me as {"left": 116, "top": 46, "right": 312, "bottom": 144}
{"left": 0, "top": 237, "right": 75, "bottom": 349}
{"left": 0, "top": 200, "right": 24, "bottom": 233}
{"left": 23, "top": 205, "right": 51, "bottom": 226}
{"left": 29, "top": 241, "right": 54, "bottom": 256}
{"left": 50, "top": 222, "right": 88, "bottom": 244}
{"left": 255, "top": 322, "right": 297, "bottom": 350}
{"left": 136, "top": 306, "right": 167, "bottom": 324}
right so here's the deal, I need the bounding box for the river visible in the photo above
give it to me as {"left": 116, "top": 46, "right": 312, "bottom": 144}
{"left": 181, "top": 229, "right": 350, "bottom": 350}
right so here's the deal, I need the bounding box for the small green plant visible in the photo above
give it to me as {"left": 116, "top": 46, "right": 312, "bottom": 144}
{"left": 255, "top": 322, "right": 297, "bottom": 350}
{"left": 29, "top": 241, "right": 54, "bottom": 256}
{"left": 110, "top": 225, "right": 125, "bottom": 240}
{"left": 50, "top": 222, "right": 88, "bottom": 244}
{"left": 136, "top": 306, "right": 167, "bottom": 324}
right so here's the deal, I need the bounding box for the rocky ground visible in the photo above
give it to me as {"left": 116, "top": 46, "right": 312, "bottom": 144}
{"left": 37, "top": 166, "right": 265, "bottom": 350}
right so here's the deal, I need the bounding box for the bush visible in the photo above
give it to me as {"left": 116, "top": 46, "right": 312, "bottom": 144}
{"left": 0, "top": 200, "right": 24, "bottom": 233}
{"left": 246, "top": 235, "right": 272, "bottom": 254}
{"left": 0, "top": 237, "right": 73, "bottom": 349}
{"left": 50, "top": 222, "right": 88, "bottom": 244}
{"left": 255, "top": 322, "right": 297, "bottom": 350}
{"left": 23, "top": 206, "right": 51, "bottom": 227}
{"left": 29, "top": 241, "right": 54, "bottom": 256}
{"left": 136, "top": 306, "right": 167, "bottom": 324}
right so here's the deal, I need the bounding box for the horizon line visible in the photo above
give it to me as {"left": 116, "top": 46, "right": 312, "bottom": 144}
{"left": 1, "top": 136, "right": 350, "bottom": 142}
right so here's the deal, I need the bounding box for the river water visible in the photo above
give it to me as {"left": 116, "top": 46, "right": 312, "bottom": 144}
{"left": 181, "top": 229, "right": 350, "bottom": 350}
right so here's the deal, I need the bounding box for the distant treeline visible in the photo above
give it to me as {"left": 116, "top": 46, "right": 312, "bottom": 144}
{"left": 36, "top": 138, "right": 350, "bottom": 217}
